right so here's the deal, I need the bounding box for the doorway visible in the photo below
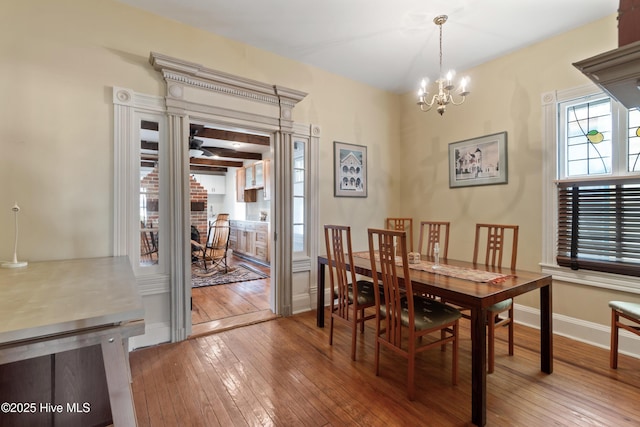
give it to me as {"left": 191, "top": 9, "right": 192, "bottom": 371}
{"left": 187, "top": 122, "right": 275, "bottom": 335}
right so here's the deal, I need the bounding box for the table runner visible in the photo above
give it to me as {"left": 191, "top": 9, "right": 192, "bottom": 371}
{"left": 353, "top": 251, "right": 511, "bottom": 284}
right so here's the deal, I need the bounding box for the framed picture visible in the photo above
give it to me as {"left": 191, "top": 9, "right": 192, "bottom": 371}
{"left": 449, "top": 132, "right": 508, "bottom": 188}
{"left": 334, "top": 141, "right": 367, "bottom": 197}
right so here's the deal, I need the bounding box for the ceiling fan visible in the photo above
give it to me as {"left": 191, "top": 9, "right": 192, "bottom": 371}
{"left": 189, "top": 130, "right": 215, "bottom": 157}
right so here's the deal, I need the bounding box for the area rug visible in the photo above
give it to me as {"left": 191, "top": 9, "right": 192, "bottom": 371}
{"left": 191, "top": 263, "right": 269, "bottom": 288}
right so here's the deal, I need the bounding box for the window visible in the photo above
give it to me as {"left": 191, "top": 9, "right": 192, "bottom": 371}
{"left": 139, "top": 119, "right": 161, "bottom": 267}
{"left": 293, "top": 140, "right": 306, "bottom": 254}
{"left": 554, "top": 90, "right": 640, "bottom": 278}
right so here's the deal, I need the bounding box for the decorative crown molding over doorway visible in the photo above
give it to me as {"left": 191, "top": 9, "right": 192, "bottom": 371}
{"left": 148, "top": 52, "right": 307, "bottom": 341}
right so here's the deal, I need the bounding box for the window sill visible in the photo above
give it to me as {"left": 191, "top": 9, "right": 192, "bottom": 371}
{"left": 540, "top": 262, "right": 640, "bottom": 295}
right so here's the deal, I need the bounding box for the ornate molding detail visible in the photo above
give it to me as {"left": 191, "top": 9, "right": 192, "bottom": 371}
{"left": 150, "top": 52, "right": 308, "bottom": 115}
{"left": 113, "top": 87, "right": 133, "bottom": 106}
{"left": 162, "top": 70, "right": 280, "bottom": 106}
{"left": 541, "top": 91, "right": 556, "bottom": 105}
{"left": 168, "top": 83, "right": 183, "bottom": 99}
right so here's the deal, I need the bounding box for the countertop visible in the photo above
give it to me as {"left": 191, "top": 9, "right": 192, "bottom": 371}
{"left": 0, "top": 256, "right": 144, "bottom": 344}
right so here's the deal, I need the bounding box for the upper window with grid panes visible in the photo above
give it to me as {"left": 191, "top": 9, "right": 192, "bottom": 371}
{"left": 559, "top": 95, "right": 640, "bottom": 178}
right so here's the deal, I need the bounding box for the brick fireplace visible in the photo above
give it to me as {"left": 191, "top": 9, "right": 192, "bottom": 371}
{"left": 139, "top": 170, "right": 209, "bottom": 245}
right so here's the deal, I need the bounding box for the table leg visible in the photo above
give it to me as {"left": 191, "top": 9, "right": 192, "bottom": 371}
{"left": 317, "top": 261, "right": 325, "bottom": 327}
{"left": 540, "top": 283, "right": 553, "bottom": 373}
{"left": 101, "top": 333, "right": 138, "bottom": 427}
{"left": 470, "top": 307, "right": 487, "bottom": 426}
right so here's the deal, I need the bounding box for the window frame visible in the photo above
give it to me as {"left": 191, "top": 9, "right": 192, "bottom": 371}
{"left": 541, "top": 85, "right": 640, "bottom": 294}
{"left": 292, "top": 137, "right": 308, "bottom": 257}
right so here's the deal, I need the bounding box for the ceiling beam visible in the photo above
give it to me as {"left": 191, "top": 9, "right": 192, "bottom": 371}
{"left": 190, "top": 158, "right": 244, "bottom": 168}
{"left": 141, "top": 141, "right": 260, "bottom": 160}
{"left": 189, "top": 166, "right": 229, "bottom": 174}
{"left": 190, "top": 124, "right": 270, "bottom": 146}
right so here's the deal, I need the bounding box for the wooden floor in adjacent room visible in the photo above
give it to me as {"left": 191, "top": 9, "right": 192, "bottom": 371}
{"left": 190, "top": 256, "right": 273, "bottom": 336}
{"left": 130, "top": 309, "right": 640, "bottom": 426}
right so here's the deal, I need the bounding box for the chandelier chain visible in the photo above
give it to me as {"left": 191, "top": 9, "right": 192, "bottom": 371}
{"left": 439, "top": 20, "right": 443, "bottom": 78}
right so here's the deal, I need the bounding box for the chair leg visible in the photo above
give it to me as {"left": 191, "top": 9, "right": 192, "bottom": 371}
{"left": 360, "top": 309, "right": 365, "bottom": 333}
{"left": 610, "top": 309, "right": 619, "bottom": 369}
{"left": 407, "top": 343, "right": 416, "bottom": 400}
{"left": 488, "top": 312, "right": 496, "bottom": 374}
{"left": 374, "top": 338, "right": 381, "bottom": 376}
{"left": 508, "top": 306, "right": 514, "bottom": 356}
{"left": 452, "top": 321, "right": 459, "bottom": 385}
{"left": 351, "top": 318, "right": 358, "bottom": 361}
{"left": 329, "top": 315, "right": 334, "bottom": 346}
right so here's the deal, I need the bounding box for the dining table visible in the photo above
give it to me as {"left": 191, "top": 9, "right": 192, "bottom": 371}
{"left": 316, "top": 252, "right": 553, "bottom": 427}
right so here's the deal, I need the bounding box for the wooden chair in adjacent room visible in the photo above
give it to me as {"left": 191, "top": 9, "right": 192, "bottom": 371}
{"left": 609, "top": 301, "right": 640, "bottom": 369}
{"left": 324, "top": 224, "right": 377, "bottom": 361}
{"left": 367, "top": 227, "right": 461, "bottom": 400}
{"left": 418, "top": 221, "right": 450, "bottom": 258}
{"left": 192, "top": 214, "right": 231, "bottom": 274}
{"left": 385, "top": 217, "right": 414, "bottom": 253}
{"left": 140, "top": 220, "right": 159, "bottom": 264}
{"left": 473, "top": 223, "right": 519, "bottom": 373}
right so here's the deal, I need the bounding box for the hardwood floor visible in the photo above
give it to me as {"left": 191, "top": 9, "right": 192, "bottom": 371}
{"left": 191, "top": 255, "right": 271, "bottom": 331}
{"left": 130, "top": 309, "right": 640, "bottom": 426}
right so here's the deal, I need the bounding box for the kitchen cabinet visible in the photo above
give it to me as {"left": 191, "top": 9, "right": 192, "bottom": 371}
{"left": 263, "top": 159, "right": 271, "bottom": 201}
{"left": 245, "top": 161, "right": 265, "bottom": 190}
{"left": 229, "top": 220, "right": 269, "bottom": 263}
{"left": 235, "top": 168, "right": 245, "bottom": 202}
{"left": 235, "top": 168, "right": 257, "bottom": 202}
{"left": 193, "top": 174, "right": 226, "bottom": 194}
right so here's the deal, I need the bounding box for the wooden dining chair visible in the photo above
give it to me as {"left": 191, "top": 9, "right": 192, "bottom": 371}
{"left": 609, "top": 301, "right": 640, "bottom": 369}
{"left": 473, "top": 223, "right": 519, "bottom": 373}
{"left": 418, "top": 221, "right": 450, "bottom": 258}
{"left": 385, "top": 217, "right": 414, "bottom": 253}
{"left": 324, "top": 225, "right": 377, "bottom": 361}
{"left": 367, "top": 227, "right": 461, "bottom": 400}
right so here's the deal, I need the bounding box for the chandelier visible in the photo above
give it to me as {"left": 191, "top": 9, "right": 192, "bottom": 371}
{"left": 417, "top": 15, "right": 470, "bottom": 115}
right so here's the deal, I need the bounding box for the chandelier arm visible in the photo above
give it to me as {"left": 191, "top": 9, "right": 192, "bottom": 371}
{"left": 448, "top": 95, "right": 467, "bottom": 106}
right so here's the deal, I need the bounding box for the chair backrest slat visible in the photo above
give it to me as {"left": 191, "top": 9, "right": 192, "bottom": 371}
{"left": 368, "top": 227, "right": 414, "bottom": 345}
{"left": 385, "top": 217, "right": 414, "bottom": 253}
{"left": 473, "top": 223, "right": 519, "bottom": 270}
{"left": 418, "top": 221, "right": 450, "bottom": 258}
{"left": 324, "top": 225, "right": 358, "bottom": 319}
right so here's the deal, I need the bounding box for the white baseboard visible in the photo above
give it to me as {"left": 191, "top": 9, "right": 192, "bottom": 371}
{"left": 129, "top": 322, "right": 171, "bottom": 350}
{"left": 292, "top": 293, "right": 313, "bottom": 315}
{"left": 514, "top": 303, "right": 640, "bottom": 359}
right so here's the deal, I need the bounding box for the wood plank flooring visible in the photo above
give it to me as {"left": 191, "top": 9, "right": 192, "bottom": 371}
{"left": 130, "top": 309, "right": 640, "bottom": 426}
{"left": 191, "top": 256, "right": 270, "bottom": 326}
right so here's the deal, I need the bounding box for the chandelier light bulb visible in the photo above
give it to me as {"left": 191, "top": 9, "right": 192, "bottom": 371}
{"left": 460, "top": 76, "right": 470, "bottom": 96}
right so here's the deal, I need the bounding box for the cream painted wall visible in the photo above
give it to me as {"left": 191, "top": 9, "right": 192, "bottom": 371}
{"left": 0, "top": 0, "right": 398, "bottom": 263}
{"left": 2, "top": 1, "right": 637, "bottom": 337}
{"left": 399, "top": 14, "right": 640, "bottom": 327}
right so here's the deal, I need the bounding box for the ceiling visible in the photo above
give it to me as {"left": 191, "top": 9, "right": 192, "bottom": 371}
{"left": 118, "top": 0, "right": 617, "bottom": 94}
{"left": 141, "top": 122, "right": 271, "bottom": 175}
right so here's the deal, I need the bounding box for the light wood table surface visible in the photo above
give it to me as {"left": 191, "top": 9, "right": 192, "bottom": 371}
{"left": 0, "top": 256, "right": 145, "bottom": 426}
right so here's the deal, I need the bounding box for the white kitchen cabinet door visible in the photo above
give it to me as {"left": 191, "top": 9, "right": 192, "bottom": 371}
{"left": 194, "top": 174, "right": 226, "bottom": 194}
